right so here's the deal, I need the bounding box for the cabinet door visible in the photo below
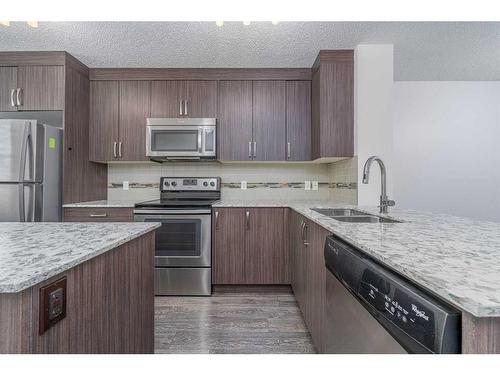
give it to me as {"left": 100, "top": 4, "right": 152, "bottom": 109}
{"left": 218, "top": 81, "right": 253, "bottom": 161}
{"left": 290, "top": 210, "right": 307, "bottom": 315}
{"left": 0, "top": 67, "right": 17, "bottom": 111}
{"left": 184, "top": 81, "right": 217, "bottom": 117}
{"left": 213, "top": 208, "right": 246, "bottom": 284}
{"left": 244, "top": 208, "right": 287, "bottom": 284}
{"left": 89, "top": 81, "right": 119, "bottom": 162}
{"left": 150, "top": 81, "right": 182, "bottom": 117}
{"left": 17, "top": 66, "right": 64, "bottom": 110}
{"left": 119, "top": 81, "right": 150, "bottom": 161}
{"left": 286, "top": 81, "right": 311, "bottom": 161}
{"left": 304, "top": 219, "right": 329, "bottom": 353}
{"left": 252, "top": 81, "right": 286, "bottom": 161}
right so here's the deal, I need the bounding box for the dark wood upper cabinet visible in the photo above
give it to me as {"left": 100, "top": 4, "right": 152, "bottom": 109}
{"left": 244, "top": 208, "right": 287, "bottom": 284}
{"left": 311, "top": 50, "right": 354, "bottom": 159}
{"left": 184, "top": 81, "right": 217, "bottom": 117}
{"left": 213, "top": 208, "right": 246, "bottom": 284}
{"left": 150, "top": 81, "right": 182, "bottom": 117}
{"left": 252, "top": 81, "right": 286, "bottom": 161}
{"left": 218, "top": 81, "right": 253, "bottom": 161}
{"left": 286, "top": 81, "right": 311, "bottom": 161}
{"left": 0, "top": 67, "right": 17, "bottom": 111}
{"left": 17, "top": 66, "right": 64, "bottom": 110}
{"left": 89, "top": 81, "right": 119, "bottom": 162}
{"left": 150, "top": 80, "right": 217, "bottom": 118}
{"left": 119, "top": 81, "right": 150, "bottom": 161}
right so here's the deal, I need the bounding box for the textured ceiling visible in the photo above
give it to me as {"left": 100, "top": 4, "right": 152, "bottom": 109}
{"left": 0, "top": 22, "right": 499, "bottom": 80}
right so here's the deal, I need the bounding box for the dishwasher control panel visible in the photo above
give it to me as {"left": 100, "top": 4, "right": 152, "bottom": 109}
{"left": 325, "top": 235, "right": 461, "bottom": 354}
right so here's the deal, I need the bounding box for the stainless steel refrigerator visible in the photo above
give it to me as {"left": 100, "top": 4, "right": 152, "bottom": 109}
{"left": 0, "top": 119, "right": 62, "bottom": 222}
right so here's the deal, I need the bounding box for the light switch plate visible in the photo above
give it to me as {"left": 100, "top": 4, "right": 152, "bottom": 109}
{"left": 304, "top": 181, "right": 311, "bottom": 190}
{"left": 312, "top": 181, "right": 319, "bottom": 191}
{"left": 123, "top": 181, "right": 129, "bottom": 190}
{"left": 241, "top": 181, "right": 247, "bottom": 190}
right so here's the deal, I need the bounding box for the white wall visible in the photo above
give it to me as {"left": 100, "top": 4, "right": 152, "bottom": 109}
{"left": 355, "top": 45, "right": 395, "bottom": 206}
{"left": 393, "top": 82, "right": 500, "bottom": 222}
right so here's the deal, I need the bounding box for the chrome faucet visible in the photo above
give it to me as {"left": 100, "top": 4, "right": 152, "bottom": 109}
{"left": 362, "top": 156, "right": 395, "bottom": 214}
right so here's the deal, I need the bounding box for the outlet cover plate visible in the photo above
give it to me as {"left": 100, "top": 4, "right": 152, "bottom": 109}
{"left": 123, "top": 181, "right": 129, "bottom": 190}
{"left": 304, "top": 181, "right": 311, "bottom": 190}
{"left": 241, "top": 181, "right": 247, "bottom": 190}
{"left": 312, "top": 181, "right": 319, "bottom": 191}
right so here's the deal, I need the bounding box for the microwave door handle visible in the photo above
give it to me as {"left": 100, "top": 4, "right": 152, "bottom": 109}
{"left": 198, "top": 130, "right": 202, "bottom": 153}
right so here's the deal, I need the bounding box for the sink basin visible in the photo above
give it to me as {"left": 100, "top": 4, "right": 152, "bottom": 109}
{"left": 311, "top": 207, "right": 402, "bottom": 223}
{"left": 311, "top": 208, "right": 367, "bottom": 217}
{"left": 331, "top": 216, "right": 401, "bottom": 223}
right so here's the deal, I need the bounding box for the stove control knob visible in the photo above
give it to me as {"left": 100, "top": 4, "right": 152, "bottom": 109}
{"left": 203, "top": 181, "right": 208, "bottom": 187}
{"left": 171, "top": 181, "right": 177, "bottom": 187}
{"left": 210, "top": 181, "right": 215, "bottom": 187}
{"left": 164, "top": 181, "right": 170, "bottom": 187}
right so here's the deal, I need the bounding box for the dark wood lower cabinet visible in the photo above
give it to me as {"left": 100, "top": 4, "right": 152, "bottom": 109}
{"left": 289, "top": 209, "right": 330, "bottom": 353}
{"left": 0, "top": 233, "right": 155, "bottom": 354}
{"left": 213, "top": 207, "right": 288, "bottom": 284}
{"left": 63, "top": 207, "right": 134, "bottom": 222}
{"left": 213, "top": 208, "right": 246, "bottom": 284}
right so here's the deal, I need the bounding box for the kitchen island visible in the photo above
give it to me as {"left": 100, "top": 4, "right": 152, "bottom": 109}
{"left": 0, "top": 222, "right": 159, "bottom": 354}
{"left": 213, "top": 200, "right": 500, "bottom": 353}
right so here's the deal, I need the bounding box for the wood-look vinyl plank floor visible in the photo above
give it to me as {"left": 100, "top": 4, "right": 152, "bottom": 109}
{"left": 154, "top": 286, "right": 316, "bottom": 354}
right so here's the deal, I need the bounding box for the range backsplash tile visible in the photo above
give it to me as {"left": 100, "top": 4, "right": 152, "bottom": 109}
{"left": 107, "top": 160, "right": 358, "bottom": 202}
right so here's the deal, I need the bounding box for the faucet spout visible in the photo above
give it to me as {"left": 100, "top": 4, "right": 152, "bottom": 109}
{"left": 362, "top": 156, "right": 395, "bottom": 214}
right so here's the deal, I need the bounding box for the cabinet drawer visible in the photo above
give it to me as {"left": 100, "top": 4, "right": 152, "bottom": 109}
{"left": 63, "top": 207, "right": 133, "bottom": 222}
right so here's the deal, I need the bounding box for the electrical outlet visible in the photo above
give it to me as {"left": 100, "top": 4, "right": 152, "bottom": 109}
{"left": 312, "top": 181, "right": 319, "bottom": 191}
{"left": 123, "top": 181, "right": 129, "bottom": 190}
{"left": 241, "top": 181, "right": 247, "bottom": 190}
{"left": 304, "top": 181, "right": 311, "bottom": 190}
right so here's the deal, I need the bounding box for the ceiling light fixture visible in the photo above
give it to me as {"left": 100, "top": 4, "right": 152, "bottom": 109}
{"left": 27, "top": 21, "right": 38, "bottom": 28}
{"left": 215, "top": 21, "right": 224, "bottom": 27}
{"left": 243, "top": 21, "right": 251, "bottom": 26}
{"left": 0, "top": 21, "right": 10, "bottom": 27}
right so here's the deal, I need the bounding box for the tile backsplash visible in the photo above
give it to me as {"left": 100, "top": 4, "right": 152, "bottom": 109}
{"left": 107, "top": 159, "right": 358, "bottom": 203}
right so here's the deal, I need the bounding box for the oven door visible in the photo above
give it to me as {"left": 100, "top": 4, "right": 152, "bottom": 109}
{"left": 134, "top": 209, "right": 211, "bottom": 267}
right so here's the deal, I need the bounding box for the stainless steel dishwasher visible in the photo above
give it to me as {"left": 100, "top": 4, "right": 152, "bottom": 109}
{"left": 324, "top": 234, "right": 461, "bottom": 354}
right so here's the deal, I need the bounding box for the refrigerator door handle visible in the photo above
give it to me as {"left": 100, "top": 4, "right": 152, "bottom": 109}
{"left": 18, "top": 184, "right": 25, "bottom": 222}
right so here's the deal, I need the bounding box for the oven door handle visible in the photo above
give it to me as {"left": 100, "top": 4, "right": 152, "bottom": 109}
{"left": 134, "top": 209, "right": 212, "bottom": 215}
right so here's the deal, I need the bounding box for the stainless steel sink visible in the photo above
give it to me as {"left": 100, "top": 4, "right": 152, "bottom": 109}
{"left": 332, "top": 216, "right": 401, "bottom": 223}
{"left": 311, "top": 208, "right": 367, "bottom": 216}
{"left": 311, "top": 207, "right": 402, "bottom": 223}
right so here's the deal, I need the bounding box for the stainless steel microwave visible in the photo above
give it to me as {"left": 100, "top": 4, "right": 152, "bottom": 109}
{"left": 146, "top": 118, "right": 216, "bottom": 160}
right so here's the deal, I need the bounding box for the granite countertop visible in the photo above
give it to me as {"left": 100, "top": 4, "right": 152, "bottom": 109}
{"left": 0, "top": 222, "right": 160, "bottom": 293}
{"left": 63, "top": 200, "right": 137, "bottom": 208}
{"left": 214, "top": 200, "right": 500, "bottom": 318}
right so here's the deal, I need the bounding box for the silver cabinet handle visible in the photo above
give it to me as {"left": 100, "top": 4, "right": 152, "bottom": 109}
{"left": 118, "top": 141, "right": 122, "bottom": 158}
{"left": 10, "top": 89, "right": 16, "bottom": 107}
{"left": 303, "top": 223, "right": 309, "bottom": 246}
{"left": 16, "top": 88, "right": 22, "bottom": 106}
{"left": 253, "top": 142, "right": 256, "bottom": 158}
{"left": 300, "top": 221, "right": 305, "bottom": 242}
{"left": 287, "top": 142, "right": 291, "bottom": 159}
{"left": 248, "top": 141, "right": 252, "bottom": 159}
{"left": 113, "top": 142, "right": 117, "bottom": 158}
{"left": 184, "top": 100, "right": 188, "bottom": 116}
{"left": 89, "top": 213, "right": 108, "bottom": 218}
{"left": 245, "top": 210, "right": 250, "bottom": 230}
{"left": 179, "top": 100, "right": 183, "bottom": 116}
{"left": 215, "top": 211, "right": 219, "bottom": 229}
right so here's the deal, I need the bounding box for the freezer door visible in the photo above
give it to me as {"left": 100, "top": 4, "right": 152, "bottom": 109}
{"left": 0, "top": 119, "right": 36, "bottom": 182}
{"left": 0, "top": 183, "right": 35, "bottom": 222}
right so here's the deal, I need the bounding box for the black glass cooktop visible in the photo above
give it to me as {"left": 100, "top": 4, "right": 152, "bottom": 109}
{"left": 135, "top": 199, "right": 219, "bottom": 208}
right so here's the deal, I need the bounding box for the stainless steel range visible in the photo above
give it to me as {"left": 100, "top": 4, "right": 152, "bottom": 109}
{"left": 134, "top": 177, "right": 220, "bottom": 296}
